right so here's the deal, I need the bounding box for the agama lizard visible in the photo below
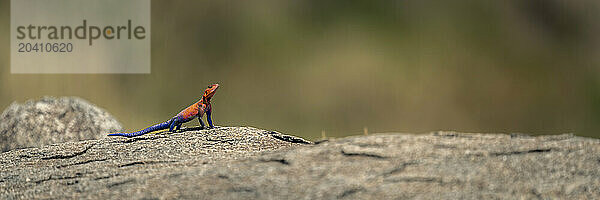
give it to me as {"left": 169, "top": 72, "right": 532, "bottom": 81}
{"left": 108, "top": 84, "right": 220, "bottom": 137}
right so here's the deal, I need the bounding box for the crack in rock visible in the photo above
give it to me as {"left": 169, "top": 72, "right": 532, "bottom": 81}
{"left": 93, "top": 173, "right": 121, "bottom": 180}
{"left": 118, "top": 160, "right": 176, "bottom": 168}
{"left": 94, "top": 176, "right": 113, "bottom": 180}
{"left": 338, "top": 187, "right": 365, "bottom": 198}
{"left": 217, "top": 174, "right": 229, "bottom": 179}
{"left": 107, "top": 179, "right": 136, "bottom": 188}
{"left": 41, "top": 144, "right": 96, "bottom": 160}
{"left": 227, "top": 186, "right": 255, "bottom": 193}
{"left": 381, "top": 162, "right": 420, "bottom": 176}
{"left": 268, "top": 131, "right": 312, "bottom": 144}
{"left": 340, "top": 145, "right": 387, "bottom": 159}
{"left": 314, "top": 139, "right": 329, "bottom": 144}
{"left": 491, "top": 148, "right": 553, "bottom": 156}
{"left": 56, "top": 158, "right": 108, "bottom": 168}
{"left": 341, "top": 151, "right": 386, "bottom": 159}
{"left": 385, "top": 177, "right": 443, "bottom": 184}
{"left": 259, "top": 157, "right": 290, "bottom": 165}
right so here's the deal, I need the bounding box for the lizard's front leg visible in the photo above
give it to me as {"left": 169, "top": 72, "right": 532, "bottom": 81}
{"left": 206, "top": 110, "right": 214, "bottom": 129}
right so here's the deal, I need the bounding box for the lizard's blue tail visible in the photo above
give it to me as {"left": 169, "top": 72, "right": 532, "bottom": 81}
{"left": 108, "top": 119, "right": 172, "bottom": 137}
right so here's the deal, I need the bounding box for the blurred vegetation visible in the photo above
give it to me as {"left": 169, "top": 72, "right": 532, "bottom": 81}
{"left": 1, "top": 0, "right": 599, "bottom": 140}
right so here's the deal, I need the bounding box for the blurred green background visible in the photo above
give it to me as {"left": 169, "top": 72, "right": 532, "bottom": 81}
{"left": 0, "top": 0, "right": 599, "bottom": 140}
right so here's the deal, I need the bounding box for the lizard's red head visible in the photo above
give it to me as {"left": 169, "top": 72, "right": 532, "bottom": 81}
{"left": 203, "top": 83, "right": 219, "bottom": 100}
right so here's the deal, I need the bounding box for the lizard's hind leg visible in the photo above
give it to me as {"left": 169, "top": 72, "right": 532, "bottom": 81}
{"left": 198, "top": 117, "right": 206, "bottom": 129}
{"left": 207, "top": 111, "right": 214, "bottom": 129}
{"left": 169, "top": 119, "right": 179, "bottom": 132}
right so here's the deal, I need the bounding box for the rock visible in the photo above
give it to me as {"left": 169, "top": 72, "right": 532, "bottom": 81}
{"left": 0, "top": 129, "right": 598, "bottom": 199}
{"left": 0, "top": 97, "right": 122, "bottom": 152}
{"left": 0, "top": 127, "right": 310, "bottom": 199}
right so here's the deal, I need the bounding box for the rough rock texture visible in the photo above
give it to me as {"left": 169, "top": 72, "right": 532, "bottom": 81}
{"left": 0, "top": 97, "right": 122, "bottom": 152}
{"left": 0, "top": 128, "right": 599, "bottom": 199}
